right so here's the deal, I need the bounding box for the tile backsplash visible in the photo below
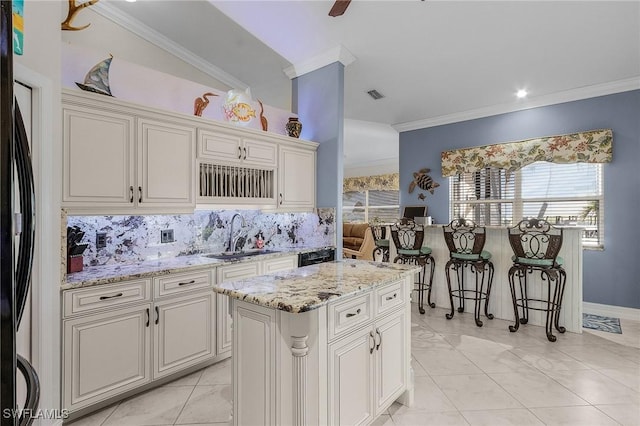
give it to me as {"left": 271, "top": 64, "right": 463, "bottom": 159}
{"left": 67, "top": 209, "right": 335, "bottom": 267}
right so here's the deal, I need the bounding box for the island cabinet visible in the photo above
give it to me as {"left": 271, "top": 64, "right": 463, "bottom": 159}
{"left": 62, "top": 269, "right": 217, "bottom": 413}
{"left": 217, "top": 260, "right": 417, "bottom": 426}
{"left": 216, "top": 255, "right": 298, "bottom": 355}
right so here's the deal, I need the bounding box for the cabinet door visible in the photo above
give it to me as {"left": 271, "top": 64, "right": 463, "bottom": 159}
{"left": 62, "top": 106, "right": 135, "bottom": 206}
{"left": 154, "top": 292, "right": 215, "bottom": 379}
{"left": 242, "top": 137, "right": 277, "bottom": 167}
{"left": 374, "top": 309, "right": 407, "bottom": 413}
{"left": 138, "top": 118, "right": 195, "bottom": 209}
{"left": 278, "top": 146, "right": 315, "bottom": 209}
{"left": 216, "top": 262, "right": 261, "bottom": 354}
{"left": 261, "top": 255, "right": 298, "bottom": 274}
{"left": 63, "top": 304, "right": 151, "bottom": 411}
{"left": 328, "top": 327, "right": 374, "bottom": 426}
{"left": 198, "top": 128, "right": 242, "bottom": 165}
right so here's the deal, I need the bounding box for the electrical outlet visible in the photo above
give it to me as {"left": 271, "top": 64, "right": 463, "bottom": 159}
{"left": 161, "top": 229, "right": 174, "bottom": 243}
{"left": 96, "top": 232, "right": 107, "bottom": 249}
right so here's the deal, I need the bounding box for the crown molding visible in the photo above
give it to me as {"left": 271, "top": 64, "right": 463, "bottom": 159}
{"left": 283, "top": 45, "right": 356, "bottom": 79}
{"left": 92, "top": 2, "right": 249, "bottom": 90}
{"left": 393, "top": 77, "right": 640, "bottom": 132}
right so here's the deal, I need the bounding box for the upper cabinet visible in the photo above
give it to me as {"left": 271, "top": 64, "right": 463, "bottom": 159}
{"left": 278, "top": 145, "right": 316, "bottom": 210}
{"left": 62, "top": 90, "right": 318, "bottom": 214}
{"left": 198, "top": 128, "right": 277, "bottom": 167}
{"left": 62, "top": 91, "right": 196, "bottom": 214}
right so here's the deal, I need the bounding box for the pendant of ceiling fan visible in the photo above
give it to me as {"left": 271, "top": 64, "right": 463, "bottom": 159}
{"left": 329, "top": 0, "right": 351, "bottom": 17}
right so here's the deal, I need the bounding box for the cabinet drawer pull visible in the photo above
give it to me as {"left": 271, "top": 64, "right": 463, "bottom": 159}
{"left": 345, "top": 308, "right": 361, "bottom": 318}
{"left": 376, "top": 329, "right": 382, "bottom": 350}
{"left": 178, "top": 280, "right": 196, "bottom": 286}
{"left": 129, "top": 186, "right": 134, "bottom": 203}
{"left": 138, "top": 186, "right": 142, "bottom": 203}
{"left": 243, "top": 147, "right": 247, "bottom": 160}
{"left": 279, "top": 193, "right": 283, "bottom": 205}
{"left": 369, "top": 331, "right": 375, "bottom": 354}
{"left": 385, "top": 293, "right": 397, "bottom": 301}
{"left": 145, "top": 308, "right": 150, "bottom": 327}
{"left": 99, "top": 292, "right": 123, "bottom": 301}
{"left": 238, "top": 146, "right": 242, "bottom": 159}
{"left": 155, "top": 306, "right": 159, "bottom": 325}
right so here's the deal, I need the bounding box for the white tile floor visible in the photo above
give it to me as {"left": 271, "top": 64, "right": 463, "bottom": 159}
{"left": 68, "top": 305, "right": 640, "bottom": 426}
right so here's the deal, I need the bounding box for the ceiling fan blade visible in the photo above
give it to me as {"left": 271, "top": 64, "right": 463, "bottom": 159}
{"left": 328, "top": 0, "right": 351, "bottom": 17}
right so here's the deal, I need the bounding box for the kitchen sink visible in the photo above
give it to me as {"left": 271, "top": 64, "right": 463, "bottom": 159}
{"left": 202, "top": 249, "right": 279, "bottom": 260}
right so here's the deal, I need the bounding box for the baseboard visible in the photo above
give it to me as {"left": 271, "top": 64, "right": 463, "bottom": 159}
{"left": 583, "top": 302, "right": 640, "bottom": 321}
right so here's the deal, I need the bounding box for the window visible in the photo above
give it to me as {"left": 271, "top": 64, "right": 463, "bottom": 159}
{"left": 450, "top": 162, "right": 603, "bottom": 248}
{"left": 343, "top": 190, "right": 400, "bottom": 223}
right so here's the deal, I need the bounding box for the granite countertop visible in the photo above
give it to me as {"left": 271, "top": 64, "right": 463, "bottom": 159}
{"left": 212, "top": 259, "right": 421, "bottom": 313}
{"left": 63, "top": 246, "right": 335, "bottom": 290}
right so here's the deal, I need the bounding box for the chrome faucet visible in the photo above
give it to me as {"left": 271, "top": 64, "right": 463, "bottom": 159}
{"left": 228, "top": 213, "right": 246, "bottom": 252}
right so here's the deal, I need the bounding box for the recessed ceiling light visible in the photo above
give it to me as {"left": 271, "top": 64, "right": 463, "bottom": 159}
{"left": 126, "top": 0, "right": 137, "bottom": 2}
{"left": 516, "top": 89, "right": 528, "bottom": 99}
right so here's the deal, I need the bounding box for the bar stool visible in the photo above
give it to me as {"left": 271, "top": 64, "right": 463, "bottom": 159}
{"left": 391, "top": 218, "right": 435, "bottom": 314}
{"left": 370, "top": 224, "right": 390, "bottom": 262}
{"left": 507, "top": 218, "right": 566, "bottom": 342}
{"left": 443, "top": 219, "right": 494, "bottom": 327}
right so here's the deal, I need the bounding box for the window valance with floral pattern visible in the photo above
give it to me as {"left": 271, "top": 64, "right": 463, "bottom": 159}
{"left": 441, "top": 129, "right": 613, "bottom": 177}
{"left": 343, "top": 173, "right": 399, "bottom": 192}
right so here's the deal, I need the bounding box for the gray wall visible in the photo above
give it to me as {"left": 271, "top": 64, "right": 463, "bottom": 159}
{"left": 292, "top": 62, "right": 345, "bottom": 254}
{"left": 399, "top": 90, "right": 640, "bottom": 309}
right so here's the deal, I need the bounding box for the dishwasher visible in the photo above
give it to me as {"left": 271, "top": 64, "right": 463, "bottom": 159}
{"left": 298, "top": 248, "right": 336, "bottom": 267}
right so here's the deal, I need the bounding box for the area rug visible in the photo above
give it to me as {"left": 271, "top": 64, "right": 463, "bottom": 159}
{"left": 583, "top": 313, "right": 622, "bottom": 334}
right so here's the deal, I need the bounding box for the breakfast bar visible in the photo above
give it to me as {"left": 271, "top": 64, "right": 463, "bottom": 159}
{"left": 212, "top": 259, "right": 421, "bottom": 426}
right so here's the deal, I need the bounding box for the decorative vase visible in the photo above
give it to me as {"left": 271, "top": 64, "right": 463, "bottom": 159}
{"left": 285, "top": 117, "right": 302, "bottom": 138}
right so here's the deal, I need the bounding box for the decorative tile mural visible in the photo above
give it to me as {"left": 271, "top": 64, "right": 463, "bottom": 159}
{"left": 67, "top": 209, "right": 335, "bottom": 267}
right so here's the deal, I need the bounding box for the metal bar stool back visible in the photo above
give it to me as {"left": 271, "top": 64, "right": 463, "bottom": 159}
{"left": 442, "top": 218, "right": 494, "bottom": 326}
{"left": 507, "top": 218, "right": 566, "bottom": 342}
{"left": 370, "top": 224, "right": 390, "bottom": 262}
{"left": 390, "top": 218, "right": 435, "bottom": 314}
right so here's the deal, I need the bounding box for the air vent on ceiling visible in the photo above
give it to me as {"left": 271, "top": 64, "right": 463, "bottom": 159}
{"left": 367, "top": 89, "right": 384, "bottom": 100}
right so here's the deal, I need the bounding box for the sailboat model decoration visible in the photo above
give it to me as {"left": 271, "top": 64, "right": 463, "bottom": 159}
{"left": 76, "top": 55, "right": 114, "bottom": 96}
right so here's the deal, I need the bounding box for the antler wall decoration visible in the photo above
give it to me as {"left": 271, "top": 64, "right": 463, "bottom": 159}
{"left": 61, "top": 0, "right": 100, "bottom": 31}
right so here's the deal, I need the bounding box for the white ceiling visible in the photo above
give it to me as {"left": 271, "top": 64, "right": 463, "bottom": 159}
{"left": 103, "top": 0, "right": 639, "bottom": 167}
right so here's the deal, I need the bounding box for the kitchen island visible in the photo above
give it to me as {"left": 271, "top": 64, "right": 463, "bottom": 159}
{"left": 212, "top": 259, "right": 421, "bottom": 426}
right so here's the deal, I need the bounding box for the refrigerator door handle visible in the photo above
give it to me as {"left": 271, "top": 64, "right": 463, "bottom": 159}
{"left": 14, "top": 101, "right": 35, "bottom": 328}
{"left": 16, "top": 354, "right": 40, "bottom": 426}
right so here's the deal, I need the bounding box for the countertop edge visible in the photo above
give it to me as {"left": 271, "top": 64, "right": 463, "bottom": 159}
{"left": 61, "top": 246, "right": 335, "bottom": 291}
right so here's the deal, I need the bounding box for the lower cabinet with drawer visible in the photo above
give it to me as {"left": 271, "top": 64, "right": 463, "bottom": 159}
{"left": 62, "top": 269, "right": 218, "bottom": 413}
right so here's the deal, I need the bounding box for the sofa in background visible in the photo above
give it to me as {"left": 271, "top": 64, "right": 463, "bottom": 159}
{"left": 343, "top": 223, "right": 374, "bottom": 261}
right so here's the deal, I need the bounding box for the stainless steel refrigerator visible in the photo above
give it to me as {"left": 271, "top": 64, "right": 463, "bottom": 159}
{"left": 1, "top": 2, "right": 39, "bottom": 425}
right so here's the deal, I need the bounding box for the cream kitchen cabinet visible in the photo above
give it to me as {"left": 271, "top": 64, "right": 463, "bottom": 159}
{"left": 327, "top": 288, "right": 407, "bottom": 425}
{"left": 63, "top": 289, "right": 152, "bottom": 412}
{"left": 198, "top": 127, "right": 277, "bottom": 167}
{"left": 62, "top": 269, "right": 217, "bottom": 414}
{"left": 278, "top": 145, "right": 316, "bottom": 210}
{"left": 62, "top": 90, "right": 196, "bottom": 214}
{"left": 215, "top": 256, "right": 298, "bottom": 355}
{"left": 153, "top": 291, "right": 216, "bottom": 379}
